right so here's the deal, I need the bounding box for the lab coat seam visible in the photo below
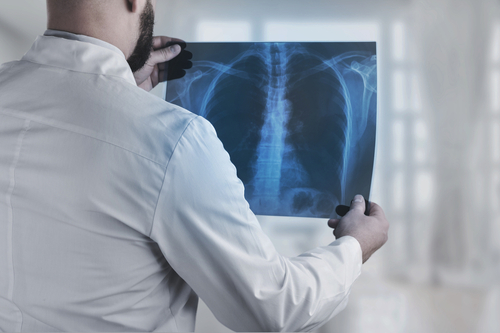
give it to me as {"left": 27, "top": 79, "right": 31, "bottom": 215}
{"left": 18, "top": 306, "right": 23, "bottom": 332}
{"left": 18, "top": 59, "right": 137, "bottom": 87}
{"left": 9, "top": 298, "right": 25, "bottom": 333}
{"left": 42, "top": 31, "right": 126, "bottom": 59}
{"left": 164, "top": 286, "right": 180, "bottom": 332}
{"left": 6, "top": 119, "right": 30, "bottom": 306}
{"left": 18, "top": 309, "right": 63, "bottom": 332}
{"left": 0, "top": 109, "right": 166, "bottom": 167}
{"left": 148, "top": 116, "right": 199, "bottom": 238}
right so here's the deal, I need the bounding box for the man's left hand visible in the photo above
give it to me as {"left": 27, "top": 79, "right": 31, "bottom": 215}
{"left": 134, "top": 36, "right": 183, "bottom": 92}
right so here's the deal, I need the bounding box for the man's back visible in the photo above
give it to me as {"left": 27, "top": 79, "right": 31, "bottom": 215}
{"left": 0, "top": 33, "right": 199, "bottom": 331}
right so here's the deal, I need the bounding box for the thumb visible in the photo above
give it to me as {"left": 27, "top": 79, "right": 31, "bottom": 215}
{"left": 149, "top": 44, "right": 181, "bottom": 65}
{"left": 349, "top": 194, "right": 365, "bottom": 213}
{"left": 328, "top": 218, "right": 340, "bottom": 229}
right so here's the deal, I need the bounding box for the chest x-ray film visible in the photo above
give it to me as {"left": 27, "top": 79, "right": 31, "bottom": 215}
{"left": 166, "top": 42, "right": 377, "bottom": 219}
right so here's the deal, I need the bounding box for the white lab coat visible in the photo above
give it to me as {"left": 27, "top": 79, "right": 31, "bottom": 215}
{"left": 0, "top": 31, "right": 362, "bottom": 332}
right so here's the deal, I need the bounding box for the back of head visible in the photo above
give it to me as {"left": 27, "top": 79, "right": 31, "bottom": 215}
{"left": 45, "top": 0, "right": 148, "bottom": 61}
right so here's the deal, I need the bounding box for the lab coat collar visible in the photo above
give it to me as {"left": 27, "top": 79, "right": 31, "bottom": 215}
{"left": 43, "top": 29, "right": 123, "bottom": 55}
{"left": 22, "top": 31, "right": 137, "bottom": 86}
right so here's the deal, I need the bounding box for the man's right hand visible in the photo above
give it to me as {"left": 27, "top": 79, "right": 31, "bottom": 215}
{"left": 328, "top": 195, "right": 389, "bottom": 263}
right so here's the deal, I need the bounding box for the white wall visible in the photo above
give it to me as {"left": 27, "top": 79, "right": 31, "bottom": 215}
{"left": 0, "top": 21, "right": 33, "bottom": 65}
{"left": 0, "top": 1, "right": 46, "bottom": 65}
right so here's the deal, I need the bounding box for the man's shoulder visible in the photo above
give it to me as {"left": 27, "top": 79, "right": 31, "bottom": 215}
{"left": 111, "top": 83, "right": 199, "bottom": 139}
{"left": 0, "top": 59, "right": 200, "bottom": 167}
{"left": 70, "top": 82, "right": 201, "bottom": 167}
{"left": 120, "top": 90, "right": 202, "bottom": 163}
{"left": 0, "top": 60, "right": 24, "bottom": 85}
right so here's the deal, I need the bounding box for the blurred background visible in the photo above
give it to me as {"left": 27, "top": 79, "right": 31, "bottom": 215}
{"left": 1, "top": 0, "right": 500, "bottom": 332}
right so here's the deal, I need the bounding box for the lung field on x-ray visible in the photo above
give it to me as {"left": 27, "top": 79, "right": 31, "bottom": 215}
{"left": 166, "top": 42, "right": 377, "bottom": 218}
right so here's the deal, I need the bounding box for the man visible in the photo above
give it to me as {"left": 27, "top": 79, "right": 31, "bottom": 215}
{"left": 0, "top": 0, "right": 389, "bottom": 331}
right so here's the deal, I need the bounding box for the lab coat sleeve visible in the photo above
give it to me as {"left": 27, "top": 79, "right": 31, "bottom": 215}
{"left": 150, "top": 116, "right": 362, "bottom": 332}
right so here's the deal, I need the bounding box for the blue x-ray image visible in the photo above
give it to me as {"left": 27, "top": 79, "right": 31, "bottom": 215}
{"left": 166, "top": 42, "right": 377, "bottom": 218}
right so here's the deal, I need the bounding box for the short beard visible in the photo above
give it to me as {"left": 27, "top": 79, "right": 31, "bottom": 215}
{"left": 127, "top": 0, "right": 155, "bottom": 73}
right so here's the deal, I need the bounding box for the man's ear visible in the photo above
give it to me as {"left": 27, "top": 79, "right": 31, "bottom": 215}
{"left": 126, "top": 0, "right": 139, "bottom": 13}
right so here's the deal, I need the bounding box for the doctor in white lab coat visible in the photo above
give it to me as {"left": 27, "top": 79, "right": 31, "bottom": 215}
{"left": 0, "top": 0, "right": 389, "bottom": 331}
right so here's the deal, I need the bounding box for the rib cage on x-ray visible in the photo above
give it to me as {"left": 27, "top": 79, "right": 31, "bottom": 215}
{"left": 166, "top": 42, "right": 377, "bottom": 218}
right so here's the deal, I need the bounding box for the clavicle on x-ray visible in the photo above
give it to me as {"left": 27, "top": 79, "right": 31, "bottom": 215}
{"left": 166, "top": 42, "right": 377, "bottom": 218}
